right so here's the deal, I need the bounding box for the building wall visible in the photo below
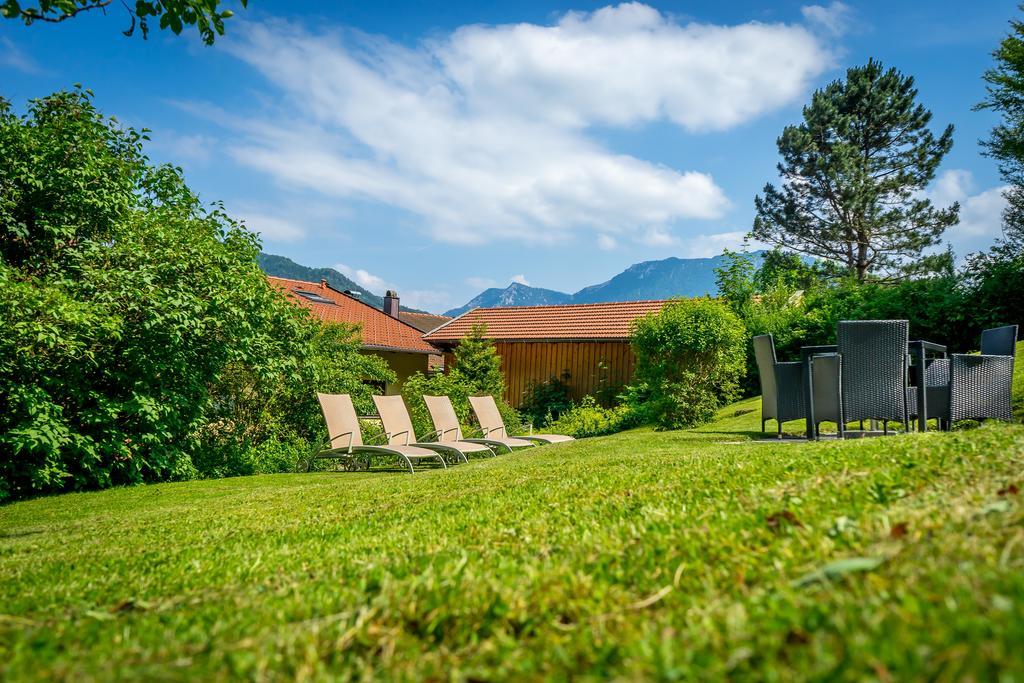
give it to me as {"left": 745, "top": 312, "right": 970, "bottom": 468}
{"left": 363, "top": 350, "right": 432, "bottom": 395}
{"left": 444, "top": 341, "right": 638, "bottom": 407}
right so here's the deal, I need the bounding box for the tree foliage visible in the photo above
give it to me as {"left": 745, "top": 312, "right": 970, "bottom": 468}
{"left": 630, "top": 298, "right": 746, "bottom": 430}
{"left": 753, "top": 59, "right": 958, "bottom": 281}
{"left": 0, "top": 89, "right": 390, "bottom": 501}
{"left": 977, "top": 5, "right": 1024, "bottom": 251}
{"left": 0, "top": 0, "right": 246, "bottom": 44}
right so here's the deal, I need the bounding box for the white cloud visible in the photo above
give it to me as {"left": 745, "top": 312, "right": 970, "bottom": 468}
{"left": 510, "top": 274, "right": 531, "bottom": 286}
{"left": 237, "top": 211, "right": 305, "bottom": 242}
{"left": 679, "top": 230, "right": 760, "bottom": 258}
{"left": 801, "top": 2, "right": 853, "bottom": 36}
{"left": 925, "top": 169, "right": 1008, "bottom": 258}
{"left": 210, "top": 6, "right": 833, "bottom": 245}
{"left": 335, "top": 264, "right": 389, "bottom": 291}
{"left": 597, "top": 234, "right": 618, "bottom": 251}
{"left": 401, "top": 289, "right": 453, "bottom": 311}
{"left": 639, "top": 227, "right": 679, "bottom": 247}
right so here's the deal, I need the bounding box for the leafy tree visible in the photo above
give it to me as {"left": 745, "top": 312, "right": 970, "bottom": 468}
{"left": 753, "top": 59, "right": 959, "bottom": 281}
{"left": 0, "top": 0, "right": 247, "bottom": 44}
{"left": 0, "top": 89, "right": 389, "bottom": 501}
{"left": 976, "top": 6, "right": 1024, "bottom": 251}
{"left": 630, "top": 298, "right": 746, "bottom": 429}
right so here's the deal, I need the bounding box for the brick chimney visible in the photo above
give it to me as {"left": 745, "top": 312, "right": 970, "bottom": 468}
{"left": 319, "top": 279, "right": 328, "bottom": 290}
{"left": 383, "top": 290, "right": 400, "bottom": 318}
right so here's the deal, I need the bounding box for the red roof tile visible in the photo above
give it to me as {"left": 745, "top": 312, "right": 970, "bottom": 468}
{"left": 267, "top": 276, "right": 438, "bottom": 354}
{"left": 424, "top": 300, "right": 669, "bottom": 343}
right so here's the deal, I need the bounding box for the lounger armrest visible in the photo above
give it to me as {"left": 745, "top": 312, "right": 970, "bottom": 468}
{"left": 362, "top": 429, "right": 388, "bottom": 446}
{"left": 327, "top": 431, "right": 355, "bottom": 453}
{"left": 481, "top": 426, "right": 506, "bottom": 438}
{"left": 386, "top": 430, "right": 411, "bottom": 446}
{"left": 421, "top": 427, "right": 460, "bottom": 442}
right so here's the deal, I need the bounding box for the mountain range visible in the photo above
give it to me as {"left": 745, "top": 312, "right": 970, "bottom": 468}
{"left": 443, "top": 252, "right": 765, "bottom": 317}
{"left": 259, "top": 251, "right": 766, "bottom": 319}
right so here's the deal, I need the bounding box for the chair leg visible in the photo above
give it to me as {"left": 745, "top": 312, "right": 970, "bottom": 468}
{"left": 777, "top": 421, "right": 783, "bottom": 439}
{"left": 859, "top": 420, "right": 864, "bottom": 430}
{"left": 883, "top": 421, "right": 888, "bottom": 435}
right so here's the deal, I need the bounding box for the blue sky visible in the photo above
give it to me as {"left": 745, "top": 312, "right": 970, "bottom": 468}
{"left": 1, "top": 1, "right": 1017, "bottom": 312}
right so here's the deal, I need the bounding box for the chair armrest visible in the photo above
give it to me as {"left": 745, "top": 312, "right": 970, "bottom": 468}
{"left": 385, "top": 430, "right": 411, "bottom": 446}
{"left": 327, "top": 431, "right": 355, "bottom": 453}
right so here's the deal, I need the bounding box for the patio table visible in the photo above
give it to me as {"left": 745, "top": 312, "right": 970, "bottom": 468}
{"left": 799, "top": 340, "right": 947, "bottom": 440}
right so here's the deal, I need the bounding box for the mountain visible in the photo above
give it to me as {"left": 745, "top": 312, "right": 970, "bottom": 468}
{"left": 444, "top": 282, "right": 573, "bottom": 318}
{"left": 572, "top": 253, "right": 763, "bottom": 303}
{"left": 258, "top": 253, "right": 428, "bottom": 313}
{"left": 444, "top": 252, "right": 766, "bottom": 317}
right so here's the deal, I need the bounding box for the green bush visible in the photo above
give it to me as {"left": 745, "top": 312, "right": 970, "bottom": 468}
{"left": 0, "top": 89, "right": 392, "bottom": 500}
{"left": 519, "top": 374, "right": 573, "bottom": 427}
{"left": 630, "top": 298, "right": 746, "bottom": 429}
{"left": 545, "top": 396, "right": 636, "bottom": 438}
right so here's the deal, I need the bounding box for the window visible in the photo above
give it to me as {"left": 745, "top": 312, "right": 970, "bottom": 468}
{"left": 294, "top": 290, "right": 337, "bottom": 305}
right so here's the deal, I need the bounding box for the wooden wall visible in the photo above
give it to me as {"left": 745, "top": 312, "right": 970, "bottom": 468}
{"left": 445, "top": 341, "right": 638, "bottom": 407}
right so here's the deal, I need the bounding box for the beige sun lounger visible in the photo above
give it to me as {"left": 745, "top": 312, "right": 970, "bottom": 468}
{"left": 423, "top": 395, "right": 535, "bottom": 453}
{"left": 372, "top": 395, "right": 495, "bottom": 464}
{"left": 469, "top": 395, "right": 575, "bottom": 445}
{"left": 309, "top": 393, "right": 447, "bottom": 474}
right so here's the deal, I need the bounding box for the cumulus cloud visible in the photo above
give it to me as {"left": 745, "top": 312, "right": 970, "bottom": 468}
{"left": 679, "top": 230, "right": 761, "bottom": 258}
{"left": 210, "top": 5, "right": 834, "bottom": 245}
{"left": 510, "top": 274, "right": 531, "bottom": 286}
{"left": 336, "top": 264, "right": 389, "bottom": 291}
{"left": 926, "top": 169, "right": 1008, "bottom": 258}
{"left": 801, "top": 2, "right": 853, "bottom": 36}
{"left": 597, "top": 234, "right": 618, "bottom": 251}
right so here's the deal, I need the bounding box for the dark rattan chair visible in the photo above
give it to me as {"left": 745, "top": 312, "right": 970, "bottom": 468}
{"left": 753, "top": 334, "right": 805, "bottom": 437}
{"left": 925, "top": 325, "right": 1018, "bottom": 425}
{"left": 836, "top": 320, "right": 911, "bottom": 434}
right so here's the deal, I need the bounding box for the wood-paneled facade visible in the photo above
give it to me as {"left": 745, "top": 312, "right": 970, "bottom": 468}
{"left": 444, "top": 340, "right": 638, "bottom": 407}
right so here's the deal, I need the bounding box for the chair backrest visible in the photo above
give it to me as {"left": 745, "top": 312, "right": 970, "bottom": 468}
{"left": 837, "top": 320, "right": 909, "bottom": 423}
{"left": 752, "top": 334, "right": 779, "bottom": 417}
{"left": 980, "top": 325, "right": 1018, "bottom": 357}
{"left": 469, "top": 395, "right": 506, "bottom": 438}
{"left": 317, "top": 393, "right": 363, "bottom": 447}
{"left": 372, "top": 395, "right": 418, "bottom": 446}
{"left": 423, "top": 395, "right": 463, "bottom": 442}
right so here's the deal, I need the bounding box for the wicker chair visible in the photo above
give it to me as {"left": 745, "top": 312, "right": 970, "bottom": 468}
{"left": 753, "top": 334, "right": 806, "bottom": 437}
{"left": 836, "top": 320, "right": 911, "bottom": 433}
{"left": 924, "top": 325, "right": 1018, "bottom": 425}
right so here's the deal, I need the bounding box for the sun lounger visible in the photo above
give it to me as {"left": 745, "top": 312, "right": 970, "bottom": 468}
{"left": 469, "top": 395, "right": 575, "bottom": 445}
{"left": 372, "top": 394, "right": 495, "bottom": 464}
{"left": 423, "top": 394, "right": 535, "bottom": 453}
{"left": 309, "top": 393, "right": 447, "bottom": 473}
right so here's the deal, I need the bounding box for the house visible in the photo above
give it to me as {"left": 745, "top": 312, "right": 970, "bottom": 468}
{"left": 267, "top": 277, "right": 441, "bottom": 393}
{"left": 424, "top": 300, "right": 668, "bottom": 407}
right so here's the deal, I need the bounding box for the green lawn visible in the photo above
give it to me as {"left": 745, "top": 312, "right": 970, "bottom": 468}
{"left": 3, "top": 393, "right": 1024, "bottom": 681}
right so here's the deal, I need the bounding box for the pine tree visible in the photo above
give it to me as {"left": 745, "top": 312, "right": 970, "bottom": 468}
{"left": 753, "top": 59, "right": 958, "bottom": 280}
{"left": 451, "top": 324, "right": 505, "bottom": 397}
{"left": 976, "top": 7, "right": 1024, "bottom": 251}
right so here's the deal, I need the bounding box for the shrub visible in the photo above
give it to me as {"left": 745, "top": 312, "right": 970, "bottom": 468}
{"left": 519, "top": 374, "right": 573, "bottom": 428}
{"left": 0, "top": 89, "right": 392, "bottom": 500}
{"left": 546, "top": 396, "right": 637, "bottom": 438}
{"left": 630, "top": 298, "right": 746, "bottom": 429}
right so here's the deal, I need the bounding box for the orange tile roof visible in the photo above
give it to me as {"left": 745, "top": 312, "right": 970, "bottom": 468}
{"left": 267, "top": 276, "right": 438, "bottom": 354}
{"left": 424, "top": 300, "right": 669, "bottom": 343}
{"left": 399, "top": 311, "right": 451, "bottom": 333}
